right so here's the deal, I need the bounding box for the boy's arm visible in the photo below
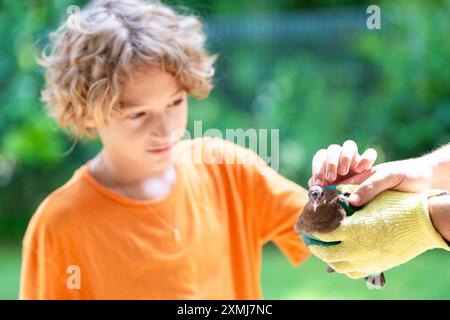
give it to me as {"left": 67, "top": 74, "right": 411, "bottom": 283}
{"left": 19, "top": 244, "right": 39, "bottom": 299}
{"left": 20, "top": 203, "right": 80, "bottom": 300}
{"left": 225, "top": 139, "right": 311, "bottom": 267}
{"left": 20, "top": 232, "right": 77, "bottom": 300}
{"left": 20, "top": 238, "right": 56, "bottom": 299}
{"left": 253, "top": 164, "right": 311, "bottom": 267}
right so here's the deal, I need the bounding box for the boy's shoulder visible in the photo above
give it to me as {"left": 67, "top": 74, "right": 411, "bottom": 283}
{"left": 24, "top": 165, "right": 91, "bottom": 243}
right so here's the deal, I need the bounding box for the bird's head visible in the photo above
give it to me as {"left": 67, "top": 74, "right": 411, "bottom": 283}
{"left": 308, "top": 185, "right": 346, "bottom": 212}
{"left": 295, "top": 185, "right": 352, "bottom": 234}
{"left": 308, "top": 185, "right": 325, "bottom": 212}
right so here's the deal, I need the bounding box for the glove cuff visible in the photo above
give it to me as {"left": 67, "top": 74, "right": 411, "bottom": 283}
{"left": 336, "top": 185, "right": 450, "bottom": 252}
{"left": 381, "top": 189, "right": 450, "bottom": 254}
{"left": 415, "top": 190, "right": 450, "bottom": 251}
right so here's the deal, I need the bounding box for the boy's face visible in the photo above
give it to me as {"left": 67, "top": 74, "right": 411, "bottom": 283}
{"left": 97, "top": 65, "right": 188, "bottom": 173}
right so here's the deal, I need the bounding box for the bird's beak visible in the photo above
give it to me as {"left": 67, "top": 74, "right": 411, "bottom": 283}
{"left": 313, "top": 201, "right": 318, "bottom": 212}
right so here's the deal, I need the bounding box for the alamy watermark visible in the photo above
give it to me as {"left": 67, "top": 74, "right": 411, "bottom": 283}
{"left": 169, "top": 121, "right": 280, "bottom": 173}
{"left": 66, "top": 5, "right": 83, "bottom": 32}
{"left": 366, "top": 5, "right": 381, "bottom": 30}
{"left": 66, "top": 264, "right": 81, "bottom": 290}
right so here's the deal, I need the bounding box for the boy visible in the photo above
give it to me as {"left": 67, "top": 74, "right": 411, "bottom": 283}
{"left": 20, "top": 0, "right": 377, "bottom": 299}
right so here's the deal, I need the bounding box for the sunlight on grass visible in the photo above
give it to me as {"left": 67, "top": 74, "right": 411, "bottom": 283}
{"left": 261, "top": 244, "right": 450, "bottom": 299}
{"left": 0, "top": 244, "right": 21, "bottom": 300}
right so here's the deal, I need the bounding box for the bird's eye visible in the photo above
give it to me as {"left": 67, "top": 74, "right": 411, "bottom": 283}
{"left": 128, "top": 112, "right": 146, "bottom": 120}
{"left": 344, "top": 192, "right": 351, "bottom": 197}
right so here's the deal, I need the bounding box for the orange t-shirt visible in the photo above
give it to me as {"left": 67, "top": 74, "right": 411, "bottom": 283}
{"left": 20, "top": 137, "right": 310, "bottom": 299}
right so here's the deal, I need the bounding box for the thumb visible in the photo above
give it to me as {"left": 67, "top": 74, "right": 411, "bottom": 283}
{"left": 348, "top": 170, "right": 400, "bottom": 206}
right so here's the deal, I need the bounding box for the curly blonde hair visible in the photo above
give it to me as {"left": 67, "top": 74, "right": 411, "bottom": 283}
{"left": 38, "top": 0, "right": 217, "bottom": 140}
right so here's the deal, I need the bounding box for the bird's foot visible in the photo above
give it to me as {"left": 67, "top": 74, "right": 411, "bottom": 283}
{"left": 364, "top": 272, "right": 385, "bottom": 289}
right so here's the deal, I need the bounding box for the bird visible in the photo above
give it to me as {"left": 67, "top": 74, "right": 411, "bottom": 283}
{"left": 294, "top": 185, "right": 386, "bottom": 288}
{"left": 294, "top": 185, "right": 346, "bottom": 234}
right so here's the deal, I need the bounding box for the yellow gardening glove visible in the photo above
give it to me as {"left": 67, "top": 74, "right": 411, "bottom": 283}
{"left": 309, "top": 185, "right": 450, "bottom": 279}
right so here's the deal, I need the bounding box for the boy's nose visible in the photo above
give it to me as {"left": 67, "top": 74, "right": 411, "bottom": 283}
{"left": 150, "top": 114, "right": 170, "bottom": 138}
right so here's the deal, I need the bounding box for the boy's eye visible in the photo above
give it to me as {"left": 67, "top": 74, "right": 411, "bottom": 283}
{"left": 169, "top": 98, "right": 183, "bottom": 107}
{"left": 128, "top": 112, "right": 146, "bottom": 120}
{"left": 125, "top": 98, "right": 183, "bottom": 120}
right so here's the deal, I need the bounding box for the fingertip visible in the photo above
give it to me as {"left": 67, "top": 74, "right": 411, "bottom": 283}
{"left": 366, "top": 147, "right": 378, "bottom": 160}
{"left": 338, "top": 164, "right": 349, "bottom": 176}
{"left": 354, "top": 161, "right": 366, "bottom": 173}
{"left": 326, "top": 170, "right": 336, "bottom": 182}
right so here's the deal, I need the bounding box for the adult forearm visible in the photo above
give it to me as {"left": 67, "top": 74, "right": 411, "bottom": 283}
{"left": 421, "top": 143, "right": 450, "bottom": 191}
{"left": 429, "top": 194, "right": 450, "bottom": 243}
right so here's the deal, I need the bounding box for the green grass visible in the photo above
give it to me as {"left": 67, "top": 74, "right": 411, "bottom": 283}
{"left": 261, "top": 243, "right": 450, "bottom": 299}
{"left": 1, "top": 243, "right": 449, "bottom": 299}
{"left": 0, "top": 244, "right": 21, "bottom": 300}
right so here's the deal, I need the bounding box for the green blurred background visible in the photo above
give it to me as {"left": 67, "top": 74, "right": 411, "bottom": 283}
{"left": 0, "top": 0, "right": 449, "bottom": 299}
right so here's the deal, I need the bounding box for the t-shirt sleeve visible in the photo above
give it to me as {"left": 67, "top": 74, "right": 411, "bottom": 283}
{"left": 20, "top": 197, "right": 80, "bottom": 300}
{"left": 220, "top": 139, "right": 311, "bottom": 267}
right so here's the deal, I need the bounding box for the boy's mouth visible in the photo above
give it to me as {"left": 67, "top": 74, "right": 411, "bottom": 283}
{"left": 147, "top": 144, "right": 172, "bottom": 153}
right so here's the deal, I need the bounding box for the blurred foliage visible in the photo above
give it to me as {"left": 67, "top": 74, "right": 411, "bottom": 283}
{"left": 1, "top": 0, "right": 450, "bottom": 300}
{"left": 0, "top": 0, "right": 449, "bottom": 256}
{"left": 189, "top": 0, "right": 450, "bottom": 183}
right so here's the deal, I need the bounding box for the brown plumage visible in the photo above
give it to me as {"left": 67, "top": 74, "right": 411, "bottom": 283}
{"left": 294, "top": 185, "right": 346, "bottom": 234}
{"left": 294, "top": 185, "right": 386, "bottom": 288}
